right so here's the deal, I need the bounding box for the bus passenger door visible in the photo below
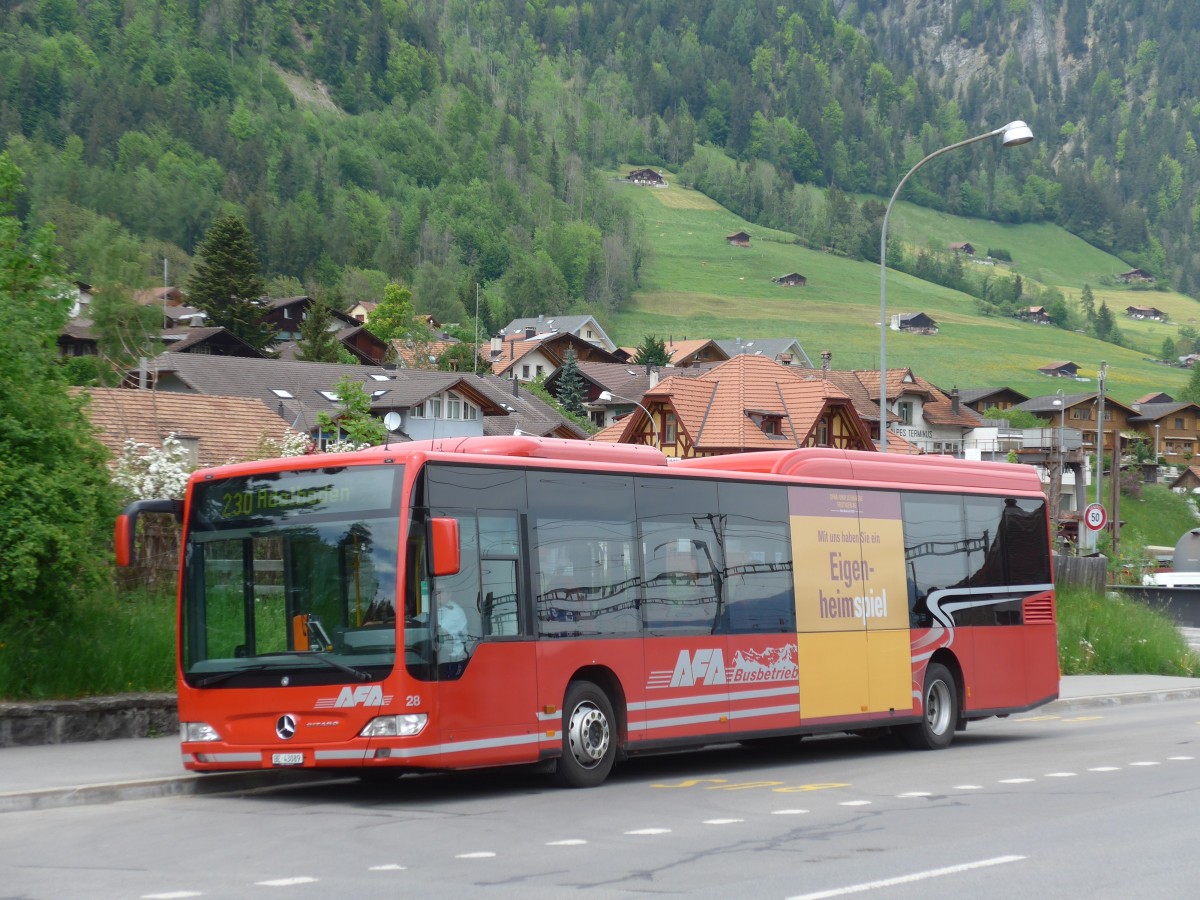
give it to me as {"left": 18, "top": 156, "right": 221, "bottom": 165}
{"left": 430, "top": 510, "right": 539, "bottom": 768}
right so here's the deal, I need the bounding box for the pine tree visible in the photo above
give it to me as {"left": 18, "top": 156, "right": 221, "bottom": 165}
{"left": 1080, "top": 284, "right": 1096, "bottom": 329}
{"left": 1183, "top": 363, "right": 1200, "bottom": 405}
{"left": 632, "top": 334, "right": 670, "bottom": 366}
{"left": 189, "top": 215, "right": 277, "bottom": 352}
{"left": 295, "top": 298, "right": 343, "bottom": 362}
{"left": 555, "top": 348, "right": 586, "bottom": 415}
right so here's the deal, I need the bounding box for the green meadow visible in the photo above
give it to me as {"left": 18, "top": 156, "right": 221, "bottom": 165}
{"left": 607, "top": 177, "right": 1200, "bottom": 406}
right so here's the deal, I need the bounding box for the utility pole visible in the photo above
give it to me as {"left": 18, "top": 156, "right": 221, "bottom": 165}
{"left": 1095, "top": 360, "right": 1107, "bottom": 548}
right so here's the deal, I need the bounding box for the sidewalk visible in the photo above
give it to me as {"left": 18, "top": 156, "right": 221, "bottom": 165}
{"left": 3, "top": 675, "right": 1199, "bottom": 814}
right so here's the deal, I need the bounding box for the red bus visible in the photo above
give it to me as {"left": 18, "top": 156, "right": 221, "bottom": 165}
{"left": 116, "top": 436, "right": 1057, "bottom": 788}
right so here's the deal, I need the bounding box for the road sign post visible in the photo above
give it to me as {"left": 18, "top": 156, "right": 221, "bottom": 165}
{"left": 1084, "top": 502, "right": 1107, "bottom": 533}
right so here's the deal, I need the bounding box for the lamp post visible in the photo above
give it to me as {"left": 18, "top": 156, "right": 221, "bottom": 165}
{"left": 597, "top": 390, "right": 660, "bottom": 448}
{"left": 878, "top": 120, "right": 1034, "bottom": 452}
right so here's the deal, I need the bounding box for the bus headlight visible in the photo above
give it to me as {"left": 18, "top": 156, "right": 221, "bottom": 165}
{"left": 182, "top": 722, "right": 222, "bottom": 742}
{"left": 360, "top": 714, "right": 428, "bottom": 737}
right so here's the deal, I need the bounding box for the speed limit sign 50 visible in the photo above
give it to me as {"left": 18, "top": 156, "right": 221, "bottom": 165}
{"left": 1084, "top": 503, "right": 1107, "bottom": 532}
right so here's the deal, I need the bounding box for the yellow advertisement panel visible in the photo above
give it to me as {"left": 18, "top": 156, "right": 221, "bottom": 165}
{"left": 791, "top": 487, "right": 912, "bottom": 718}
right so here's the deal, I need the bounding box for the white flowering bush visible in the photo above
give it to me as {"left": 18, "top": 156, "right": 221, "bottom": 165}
{"left": 323, "top": 438, "right": 372, "bottom": 453}
{"left": 113, "top": 434, "right": 193, "bottom": 501}
{"left": 258, "top": 428, "right": 314, "bottom": 458}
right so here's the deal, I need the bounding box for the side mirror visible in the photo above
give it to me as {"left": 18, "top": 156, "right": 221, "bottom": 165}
{"left": 429, "top": 517, "right": 461, "bottom": 577}
{"left": 114, "top": 499, "right": 183, "bottom": 567}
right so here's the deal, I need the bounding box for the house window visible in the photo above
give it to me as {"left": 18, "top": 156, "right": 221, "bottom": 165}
{"left": 446, "top": 392, "right": 462, "bottom": 420}
{"left": 817, "top": 416, "right": 829, "bottom": 445}
{"left": 428, "top": 398, "right": 442, "bottom": 418}
{"left": 897, "top": 402, "right": 913, "bottom": 426}
{"left": 536, "top": 365, "right": 544, "bottom": 377}
{"left": 271, "top": 389, "right": 294, "bottom": 399}
{"left": 521, "top": 365, "right": 531, "bottom": 379}
{"left": 1176, "top": 417, "right": 1184, "bottom": 429}
{"left": 412, "top": 402, "right": 424, "bottom": 418}
{"left": 664, "top": 414, "right": 677, "bottom": 444}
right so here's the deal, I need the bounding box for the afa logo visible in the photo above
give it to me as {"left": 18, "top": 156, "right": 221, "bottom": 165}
{"left": 669, "top": 648, "right": 727, "bottom": 687}
{"left": 314, "top": 685, "right": 391, "bottom": 709}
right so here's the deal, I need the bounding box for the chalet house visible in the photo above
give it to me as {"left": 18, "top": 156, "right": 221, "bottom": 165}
{"left": 74, "top": 387, "right": 292, "bottom": 469}
{"left": 726, "top": 231, "right": 751, "bottom": 247}
{"left": 347, "top": 300, "right": 376, "bottom": 323}
{"left": 1135, "top": 392, "right": 1175, "bottom": 405}
{"left": 1015, "top": 393, "right": 1139, "bottom": 464}
{"left": 1118, "top": 268, "right": 1155, "bottom": 284}
{"left": 132, "top": 286, "right": 185, "bottom": 308}
{"left": 1171, "top": 463, "right": 1200, "bottom": 492}
{"left": 1126, "top": 305, "right": 1166, "bottom": 321}
{"left": 264, "top": 296, "right": 390, "bottom": 365}
{"left": 1129, "top": 401, "right": 1200, "bottom": 465}
{"left": 662, "top": 338, "right": 728, "bottom": 368}
{"left": 716, "top": 338, "right": 814, "bottom": 368}
{"left": 590, "top": 355, "right": 875, "bottom": 458}
{"left": 890, "top": 312, "right": 939, "bottom": 334}
{"left": 772, "top": 273, "right": 807, "bottom": 287}
{"left": 58, "top": 321, "right": 97, "bottom": 359}
{"left": 955, "top": 387, "right": 1029, "bottom": 415}
{"left": 490, "top": 330, "right": 622, "bottom": 382}
{"left": 627, "top": 168, "right": 665, "bottom": 185}
{"left": 1017, "top": 306, "right": 1052, "bottom": 324}
{"left": 391, "top": 337, "right": 461, "bottom": 370}
{"left": 161, "top": 326, "right": 266, "bottom": 358}
{"left": 1038, "top": 361, "right": 1081, "bottom": 378}
{"left": 855, "top": 368, "right": 981, "bottom": 455}
{"left": 948, "top": 242, "right": 975, "bottom": 255}
{"left": 498, "top": 314, "right": 617, "bottom": 352}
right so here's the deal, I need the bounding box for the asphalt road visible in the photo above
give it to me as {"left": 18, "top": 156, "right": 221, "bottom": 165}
{"left": 3, "top": 697, "right": 1199, "bottom": 899}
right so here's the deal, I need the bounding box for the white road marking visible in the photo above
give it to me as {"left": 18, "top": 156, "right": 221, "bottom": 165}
{"left": 142, "top": 893, "right": 203, "bottom": 899}
{"left": 1169, "top": 756, "right": 1195, "bottom": 760}
{"left": 704, "top": 818, "right": 744, "bottom": 825}
{"left": 772, "top": 809, "right": 810, "bottom": 815}
{"left": 897, "top": 791, "right": 931, "bottom": 798}
{"left": 1044, "top": 772, "right": 1077, "bottom": 777}
{"left": 1088, "top": 766, "right": 1120, "bottom": 772}
{"left": 785, "top": 854, "right": 1026, "bottom": 899}
{"left": 953, "top": 785, "right": 983, "bottom": 790}
{"left": 456, "top": 852, "right": 497, "bottom": 859}
{"left": 838, "top": 800, "right": 871, "bottom": 806}
{"left": 625, "top": 828, "right": 671, "bottom": 835}
{"left": 369, "top": 864, "right": 406, "bottom": 871}
{"left": 1129, "top": 761, "right": 1160, "bottom": 766}
{"left": 547, "top": 839, "right": 588, "bottom": 846}
{"left": 255, "top": 877, "right": 317, "bottom": 887}
{"left": 999, "top": 778, "right": 1034, "bottom": 784}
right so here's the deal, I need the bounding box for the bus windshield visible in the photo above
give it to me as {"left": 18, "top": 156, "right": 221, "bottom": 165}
{"left": 181, "top": 464, "right": 403, "bottom": 688}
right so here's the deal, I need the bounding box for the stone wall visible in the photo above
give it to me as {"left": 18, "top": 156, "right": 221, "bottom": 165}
{"left": 0, "top": 694, "right": 177, "bottom": 748}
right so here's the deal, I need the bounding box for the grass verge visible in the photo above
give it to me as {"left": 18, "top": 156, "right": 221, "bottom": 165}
{"left": 1057, "top": 583, "right": 1199, "bottom": 676}
{"left": 0, "top": 587, "right": 176, "bottom": 700}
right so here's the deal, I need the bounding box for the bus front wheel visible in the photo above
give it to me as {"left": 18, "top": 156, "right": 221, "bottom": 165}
{"left": 554, "top": 681, "right": 617, "bottom": 788}
{"left": 902, "top": 663, "right": 957, "bottom": 750}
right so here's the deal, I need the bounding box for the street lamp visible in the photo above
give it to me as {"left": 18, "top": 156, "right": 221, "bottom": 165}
{"left": 1053, "top": 389, "right": 1066, "bottom": 460}
{"left": 597, "top": 390, "right": 660, "bottom": 448}
{"left": 878, "top": 120, "right": 1034, "bottom": 452}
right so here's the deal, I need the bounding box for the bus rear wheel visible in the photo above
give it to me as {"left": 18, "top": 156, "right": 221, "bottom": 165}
{"left": 554, "top": 681, "right": 617, "bottom": 788}
{"left": 902, "top": 662, "right": 957, "bottom": 750}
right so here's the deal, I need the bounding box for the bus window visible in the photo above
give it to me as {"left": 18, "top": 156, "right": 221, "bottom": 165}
{"left": 529, "top": 472, "right": 638, "bottom": 638}
{"left": 902, "top": 493, "right": 969, "bottom": 627}
{"left": 716, "top": 482, "right": 794, "bottom": 633}
{"left": 636, "top": 477, "right": 720, "bottom": 635}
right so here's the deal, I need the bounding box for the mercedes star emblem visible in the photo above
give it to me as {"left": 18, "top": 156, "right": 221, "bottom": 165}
{"left": 276, "top": 714, "right": 297, "bottom": 740}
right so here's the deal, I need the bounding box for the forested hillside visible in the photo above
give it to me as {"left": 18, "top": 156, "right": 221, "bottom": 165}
{"left": 2, "top": 0, "right": 1197, "bottom": 336}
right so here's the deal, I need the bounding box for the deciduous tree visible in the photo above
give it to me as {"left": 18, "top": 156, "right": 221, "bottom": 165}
{"left": 0, "top": 153, "right": 120, "bottom": 627}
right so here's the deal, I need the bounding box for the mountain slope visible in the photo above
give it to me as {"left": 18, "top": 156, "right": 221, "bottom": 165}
{"left": 610, "top": 176, "right": 1187, "bottom": 404}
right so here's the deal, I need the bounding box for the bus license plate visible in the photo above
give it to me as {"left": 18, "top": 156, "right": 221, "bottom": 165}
{"left": 271, "top": 752, "right": 304, "bottom": 767}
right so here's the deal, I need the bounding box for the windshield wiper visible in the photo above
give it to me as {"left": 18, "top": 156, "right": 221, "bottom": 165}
{"left": 195, "top": 653, "right": 371, "bottom": 687}
{"left": 196, "top": 664, "right": 274, "bottom": 688}
{"left": 255, "top": 651, "right": 372, "bottom": 682}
